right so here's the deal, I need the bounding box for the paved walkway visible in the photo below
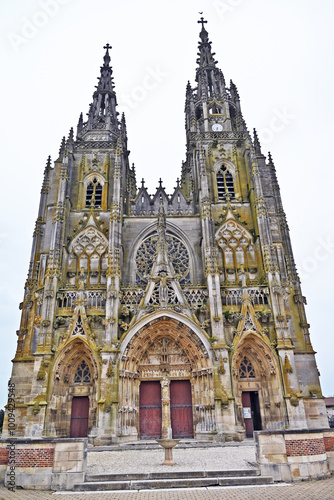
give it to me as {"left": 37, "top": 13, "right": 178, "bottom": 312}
{"left": 87, "top": 442, "right": 257, "bottom": 474}
{"left": 0, "top": 478, "right": 333, "bottom": 499}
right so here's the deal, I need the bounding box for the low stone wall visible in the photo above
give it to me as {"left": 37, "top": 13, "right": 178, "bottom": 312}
{"left": 0, "top": 438, "right": 87, "bottom": 490}
{"left": 255, "top": 428, "right": 334, "bottom": 482}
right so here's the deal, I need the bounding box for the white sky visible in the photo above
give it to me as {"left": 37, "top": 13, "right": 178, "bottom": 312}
{"left": 0, "top": 0, "right": 333, "bottom": 409}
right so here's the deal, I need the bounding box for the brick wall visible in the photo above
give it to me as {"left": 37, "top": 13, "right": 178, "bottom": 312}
{"left": 324, "top": 436, "right": 334, "bottom": 452}
{"left": 14, "top": 448, "right": 54, "bottom": 467}
{"left": 0, "top": 448, "right": 9, "bottom": 465}
{"left": 285, "top": 438, "right": 325, "bottom": 456}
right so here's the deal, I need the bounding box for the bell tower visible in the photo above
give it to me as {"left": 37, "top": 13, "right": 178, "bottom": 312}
{"left": 182, "top": 17, "right": 327, "bottom": 431}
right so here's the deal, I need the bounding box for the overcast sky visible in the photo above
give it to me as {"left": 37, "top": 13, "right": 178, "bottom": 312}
{"left": 0, "top": 0, "right": 333, "bottom": 408}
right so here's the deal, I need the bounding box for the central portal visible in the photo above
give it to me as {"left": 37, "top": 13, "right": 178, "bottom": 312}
{"left": 120, "top": 318, "right": 213, "bottom": 441}
{"left": 170, "top": 380, "right": 194, "bottom": 438}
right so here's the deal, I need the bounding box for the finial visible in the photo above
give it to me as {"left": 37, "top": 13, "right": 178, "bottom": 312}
{"left": 77, "top": 112, "right": 83, "bottom": 134}
{"left": 59, "top": 136, "right": 66, "bottom": 155}
{"left": 176, "top": 178, "right": 180, "bottom": 188}
{"left": 230, "top": 79, "right": 239, "bottom": 99}
{"left": 46, "top": 155, "right": 51, "bottom": 169}
{"left": 198, "top": 16, "right": 208, "bottom": 30}
{"left": 141, "top": 178, "right": 145, "bottom": 188}
{"left": 253, "top": 128, "right": 262, "bottom": 155}
{"left": 198, "top": 16, "right": 209, "bottom": 43}
{"left": 68, "top": 127, "right": 74, "bottom": 142}
{"left": 158, "top": 178, "right": 163, "bottom": 189}
{"left": 103, "top": 43, "right": 112, "bottom": 67}
{"left": 186, "top": 81, "right": 192, "bottom": 95}
{"left": 268, "top": 151, "right": 274, "bottom": 165}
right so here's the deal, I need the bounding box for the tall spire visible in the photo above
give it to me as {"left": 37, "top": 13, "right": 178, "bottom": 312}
{"left": 196, "top": 17, "right": 216, "bottom": 68}
{"left": 77, "top": 44, "right": 120, "bottom": 140}
{"left": 195, "top": 18, "right": 225, "bottom": 100}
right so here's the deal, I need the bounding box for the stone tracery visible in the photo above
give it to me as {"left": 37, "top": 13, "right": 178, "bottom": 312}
{"left": 135, "top": 231, "right": 190, "bottom": 285}
{"left": 67, "top": 225, "right": 108, "bottom": 286}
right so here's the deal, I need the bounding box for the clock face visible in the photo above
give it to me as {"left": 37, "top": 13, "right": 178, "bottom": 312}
{"left": 212, "top": 123, "right": 223, "bottom": 132}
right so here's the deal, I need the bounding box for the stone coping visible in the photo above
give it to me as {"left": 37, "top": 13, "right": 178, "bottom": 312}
{"left": 0, "top": 438, "right": 87, "bottom": 444}
{"left": 255, "top": 428, "right": 331, "bottom": 436}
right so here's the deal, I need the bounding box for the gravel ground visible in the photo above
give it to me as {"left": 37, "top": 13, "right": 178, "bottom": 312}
{"left": 87, "top": 445, "right": 257, "bottom": 474}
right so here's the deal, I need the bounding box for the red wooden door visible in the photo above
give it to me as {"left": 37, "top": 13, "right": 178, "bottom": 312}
{"left": 242, "top": 391, "right": 262, "bottom": 437}
{"left": 242, "top": 392, "right": 254, "bottom": 437}
{"left": 139, "top": 381, "right": 162, "bottom": 439}
{"left": 70, "top": 396, "right": 89, "bottom": 437}
{"left": 170, "top": 380, "right": 193, "bottom": 438}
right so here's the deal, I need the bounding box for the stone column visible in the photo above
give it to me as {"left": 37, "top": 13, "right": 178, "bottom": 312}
{"left": 161, "top": 377, "right": 172, "bottom": 439}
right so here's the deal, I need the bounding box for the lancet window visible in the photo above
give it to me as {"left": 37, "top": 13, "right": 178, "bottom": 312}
{"left": 217, "top": 166, "right": 235, "bottom": 200}
{"left": 86, "top": 178, "right": 103, "bottom": 207}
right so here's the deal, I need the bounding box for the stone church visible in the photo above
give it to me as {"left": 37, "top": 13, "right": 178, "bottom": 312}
{"left": 4, "top": 19, "right": 328, "bottom": 444}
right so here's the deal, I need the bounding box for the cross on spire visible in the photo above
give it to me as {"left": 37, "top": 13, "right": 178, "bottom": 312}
{"left": 198, "top": 17, "right": 207, "bottom": 29}
{"left": 104, "top": 43, "right": 112, "bottom": 51}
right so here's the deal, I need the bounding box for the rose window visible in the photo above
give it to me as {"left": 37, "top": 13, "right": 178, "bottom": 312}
{"left": 135, "top": 232, "right": 190, "bottom": 285}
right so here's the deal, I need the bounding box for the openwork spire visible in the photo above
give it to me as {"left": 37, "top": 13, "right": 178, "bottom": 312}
{"left": 196, "top": 17, "right": 217, "bottom": 69}
{"left": 95, "top": 43, "right": 115, "bottom": 93}
{"left": 77, "top": 43, "right": 120, "bottom": 140}
{"left": 194, "top": 17, "right": 226, "bottom": 101}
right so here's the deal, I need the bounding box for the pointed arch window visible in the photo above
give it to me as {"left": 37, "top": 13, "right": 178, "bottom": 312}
{"left": 239, "top": 356, "right": 255, "bottom": 379}
{"left": 74, "top": 360, "right": 92, "bottom": 384}
{"left": 208, "top": 103, "right": 222, "bottom": 114}
{"left": 217, "top": 166, "right": 235, "bottom": 201}
{"left": 86, "top": 178, "right": 102, "bottom": 208}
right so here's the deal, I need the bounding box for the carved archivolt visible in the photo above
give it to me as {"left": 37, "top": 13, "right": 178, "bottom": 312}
{"left": 120, "top": 317, "right": 211, "bottom": 378}
{"left": 232, "top": 333, "right": 277, "bottom": 380}
{"left": 52, "top": 338, "right": 99, "bottom": 389}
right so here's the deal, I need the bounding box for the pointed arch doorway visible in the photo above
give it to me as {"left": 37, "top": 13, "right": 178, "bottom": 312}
{"left": 120, "top": 315, "right": 213, "bottom": 441}
{"left": 233, "top": 333, "right": 285, "bottom": 437}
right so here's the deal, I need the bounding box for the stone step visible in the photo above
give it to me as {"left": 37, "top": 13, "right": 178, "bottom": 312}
{"left": 85, "top": 468, "right": 260, "bottom": 482}
{"left": 74, "top": 474, "right": 274, "bottom": 491}
{"left": 89, "top": 439, "right": 254, "bottom": 452}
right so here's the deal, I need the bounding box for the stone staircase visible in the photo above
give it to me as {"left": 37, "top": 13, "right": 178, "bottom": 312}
{"left": 73, "top": 469, "right": 274, "bottom": 491}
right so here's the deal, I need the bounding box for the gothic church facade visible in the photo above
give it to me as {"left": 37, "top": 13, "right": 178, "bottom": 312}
{"left": 4, "top": 20, "right": 328, "bottom": 443}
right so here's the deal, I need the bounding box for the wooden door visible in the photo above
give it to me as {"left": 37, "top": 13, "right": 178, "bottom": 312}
{"left": 242, "top": 391, "right": 262, "bottom": 437}
{"left": 70, "top": 396, "right": 89, "bottom": 438}
{"left": 170, "top": 380, "right": 193, "bottom": 438}
{"left": 242, "top": 392, "right": 254, "bottom": 437}
{"left": 139, "top": 381, "right": 162, "bottom": 439}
